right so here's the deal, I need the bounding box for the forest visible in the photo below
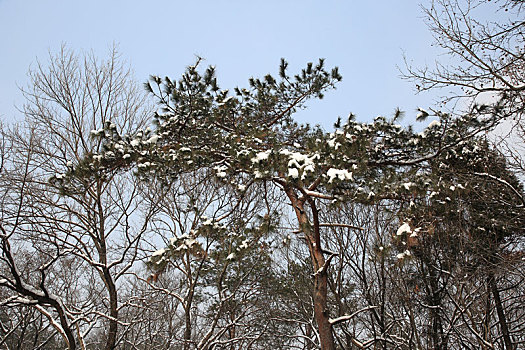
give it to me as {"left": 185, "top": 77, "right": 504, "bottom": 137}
{"left": 1, "top": 0, "right": 525, "bottom": 349}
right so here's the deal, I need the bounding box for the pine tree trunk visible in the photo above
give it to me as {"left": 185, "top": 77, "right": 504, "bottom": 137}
{"left": 313, "top": 259, "right": 335, "bottom": 350}
{"left": 285, "top": 187, "right": 335, "bottom": 350}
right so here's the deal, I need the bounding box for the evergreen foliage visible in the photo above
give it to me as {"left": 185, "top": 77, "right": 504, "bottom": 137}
{"left": 54, "top": 58, "right": 519, "bottom": 349}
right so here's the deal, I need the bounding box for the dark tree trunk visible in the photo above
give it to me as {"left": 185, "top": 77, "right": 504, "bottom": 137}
{"left": 488, "top": 274, "right": 514, "bottom": 350}
{"left": 103, "top": 267, "right": 118, "bottom": 350}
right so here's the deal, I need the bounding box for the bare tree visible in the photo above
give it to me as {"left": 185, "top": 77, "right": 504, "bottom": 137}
{"left": 133, "top": 171, "right": 288, "bottom": 350}
{"left": 404, "top": 0, "right": 524, "bottom": 112}
{"left": 0, "top": 46, "right": 155, "bottom": 350}
{"left": 403, "top": 0, "right": 525, "bottom": 176}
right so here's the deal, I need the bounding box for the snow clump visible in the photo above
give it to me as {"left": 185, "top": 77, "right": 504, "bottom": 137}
{"left": 251, "top": 150, "right": 271, "bottom": 163}
{"left": 397, "top": 250, "right": 412, "bottom": 260}
{"left": 288, "top": 168, "right": 299, "bottom": 178}
{"left": 326, "top": 168, "right": 353, "bottom": 183}
{"left": 396, "top": 222, "right": 412, "bottom": 236}
{"left": 427, "top": 120, "right": 441, "bottom": 129}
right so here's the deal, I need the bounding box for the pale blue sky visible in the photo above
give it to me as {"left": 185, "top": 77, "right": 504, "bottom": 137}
{"left": 1, "top": 0, "right": 446, "bottom": 128}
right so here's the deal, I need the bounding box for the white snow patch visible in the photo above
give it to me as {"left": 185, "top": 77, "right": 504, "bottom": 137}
{"left": 327, "top": 138, "right": 341, "bottom": 149}
{"left": 327, "top": 168, "right": 353, "bottom": 183}
{"left": 90, "top": 128, "right": 104, "bottom": 136}
{"left": 214, "top": 165, "right": 228, "bottom": 178}
{"left": 152, "top": 248, "right": 166, "bottom": 257}
{"left": 239, "top": 239, "right": 249, "bottom": 250}
{"left": 427, "top": 120, "right": 441, "bottom": 129}
{"left": 397, "top": 250, "right": 411, "bottom": 259}
{"left": 251, "top": 150, "right": 271, "bottom": 163}
{"left": 396, "top": 222, "right": 412, "bottom": 236}
{"left": 223, "top": 96, "right": 233, "bottom": 103}
{"left": 288, "top": 168, "right": 299, "bottom": 178}
{"left": 202, "top": 218, "right": 214, "bottom": 226}
{"left": 147, "top": 134, "right": 159, "bottom": 144}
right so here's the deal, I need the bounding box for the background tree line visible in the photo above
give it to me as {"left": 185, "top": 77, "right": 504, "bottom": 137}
{"left": 1, "top": 0, "right": 524, "bottom": 349}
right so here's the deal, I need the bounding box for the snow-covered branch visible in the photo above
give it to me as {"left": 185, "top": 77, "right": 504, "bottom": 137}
{"left": 329, "top": 306, "right": 379, "bottom": 325}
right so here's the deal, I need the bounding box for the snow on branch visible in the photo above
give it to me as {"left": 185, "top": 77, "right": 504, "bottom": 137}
{"left": 303, "top": 190, "right": 335, "bottom": 200}
{"left": 329, "top": 305, "right": 379, "bottom": 325}
{"left": 33, "top": 304, "right": 70, "bottom": 347}
{"left": 474, "top": 172, "right": 525, "bottom": 207}
{"left": 314, "top": 252, "right": 337, "bottom": 276}
{"left": 318, "top": 223, "right": 364, "bottom": 230}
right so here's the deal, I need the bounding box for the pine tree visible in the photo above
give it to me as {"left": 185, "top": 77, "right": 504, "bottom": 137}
{"left": 59, "top": 59, "right": 507, "bottom": 349}
{"left": 399, "top": 140, "right": 525, "bottom": 349}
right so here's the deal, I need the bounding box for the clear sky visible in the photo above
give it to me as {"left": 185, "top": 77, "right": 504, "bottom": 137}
{"left": 1, "top": 0, "right": 446, "bottom": 128}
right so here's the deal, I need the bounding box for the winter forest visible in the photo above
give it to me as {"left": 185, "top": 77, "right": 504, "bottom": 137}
{"left": 1, "top": 0, "right": 525, "bottom": 349}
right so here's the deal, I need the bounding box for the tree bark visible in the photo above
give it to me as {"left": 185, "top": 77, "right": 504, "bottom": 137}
{"left": 103, "top": 267, "right": 118, "bottom": 350}
{"left": 488, "top": 273, "right": 514, "bottom": 350}
{"left": 184, "top": 268, "right": 195, "bottom": 350}
{"left": 285, "top": 186, "right": 335, "bottom": 350}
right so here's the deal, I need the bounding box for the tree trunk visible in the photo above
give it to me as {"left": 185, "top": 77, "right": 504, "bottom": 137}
{"left": 184, "top": 261, "right": 195, "bottom": 350}
{"left": 488, "top": 273, "right": 513, "bottom": 350}
{"left": 184, "top": 305, "right": 192, "bottom": 350}
{"left": 483, "top": 280, "right": 492, "bottom": 344}
{"left": 428, "top": 267, "right": 446, "bottom": 350}
{"left": 285, "top": 187, "right": 335, "bottom": 350}
{"left": 97, "top": 182, "right": 118, "bottom": 350}
{"left": 103, "top": 267, "right": 118, "bottom": 350}
{"left": 313, "top": 266, "right": 334, "bottom": 350}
